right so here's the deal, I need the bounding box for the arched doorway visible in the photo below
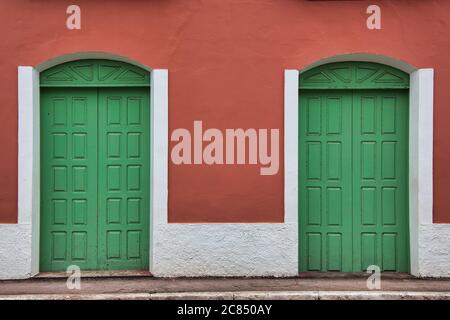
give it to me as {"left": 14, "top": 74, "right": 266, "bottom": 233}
{"left": 39, "top": 59, "right": 150, "bottom": 271}
{"left": 299, "top": 62, "right": 410, "bottom": 272}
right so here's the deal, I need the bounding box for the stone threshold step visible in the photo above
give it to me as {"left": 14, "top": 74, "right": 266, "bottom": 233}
{"left": 1, "top": 290, "right": 450, "bottom": 300}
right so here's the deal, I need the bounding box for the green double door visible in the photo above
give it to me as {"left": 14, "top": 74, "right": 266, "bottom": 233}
{"left": 40, "top": 87, "right": 150, "bottom": 271}
{"left": 299, "top": 90, "right": 409, "bottom": 272}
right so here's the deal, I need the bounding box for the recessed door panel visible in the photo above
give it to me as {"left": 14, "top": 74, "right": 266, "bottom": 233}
{"left": 40, "top": 88, "right": 98, "bottom": 271}
{"left": 98, "top": 88, "right": 150, "bottom": 270}
{"left": 352, "top": 90, "right": 409, "bottom": 272}
{"left": 299, "top": 91, "right": 353, "bottom": 272}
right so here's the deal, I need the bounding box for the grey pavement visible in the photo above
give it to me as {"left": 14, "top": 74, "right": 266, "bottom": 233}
{"left": 1, "top": 274, "right": 450, "bottom": 300}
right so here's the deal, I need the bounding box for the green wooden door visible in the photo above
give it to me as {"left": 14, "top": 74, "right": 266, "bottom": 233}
{"left": 299, "top": 89, "right": 409, "bottom": 272}
{"left": 352, "top": 90, "right": 409, "bottom": 272}
{"left": 98, "top": 88, "right": 150, "bottom": 270}
{"left": 40, "top": 88, "right": 99, "bottom": 271}
{"left": 40, "top": 87, "right": 150, "bottom": 272}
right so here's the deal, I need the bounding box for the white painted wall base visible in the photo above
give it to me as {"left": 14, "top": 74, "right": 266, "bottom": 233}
{"left": 2, "top": 222, "right": 449, "bottom": 279}
{"left": 0, "top": 224, "right": 32, "bottom": 279}
{"left": 418, "top": 224, "right": 450, "bottom": 277}
{"left": 152, "top": 223, "right": 298, "bottom": 277}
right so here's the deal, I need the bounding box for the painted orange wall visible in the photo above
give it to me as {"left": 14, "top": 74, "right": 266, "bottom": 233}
{"left": 0, "top": 0, "right": 449, "bottom": 223}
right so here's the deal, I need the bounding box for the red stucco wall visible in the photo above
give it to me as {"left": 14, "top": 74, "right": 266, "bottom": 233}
{"left": 0, "top": 0, "right": 449, "bottom": 223}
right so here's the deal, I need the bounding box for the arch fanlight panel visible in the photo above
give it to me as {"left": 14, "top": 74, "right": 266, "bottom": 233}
{"left": 300, "top": 62, "right": 410, "bottom": 90}
{"left": 40, "top": 59, "right": 150, "bottom": 87}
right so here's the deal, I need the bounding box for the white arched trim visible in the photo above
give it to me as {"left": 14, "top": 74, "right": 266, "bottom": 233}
{"left": 285, "top": 53, "right": 448, "bottom": 277}
{"left": 0, "top": 52, "right": 168, "bottom": 279}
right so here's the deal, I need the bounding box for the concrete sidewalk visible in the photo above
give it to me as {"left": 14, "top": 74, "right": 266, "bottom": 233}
{"left": 1, "top": 275, "right": 450, "bottom": 300}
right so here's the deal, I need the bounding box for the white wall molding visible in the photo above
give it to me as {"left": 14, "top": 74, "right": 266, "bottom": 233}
{"left": 284, "top": 70, "right": 299, "bottom": 224}
{"left": 150, "top": 70, "right": 169, "bottom": 226}
{"left": 150, "top": 69, "right": 169, "bottom": 272}
{"left": 18, "top": 67, "right": 40, "bottom": 226}
{"left": 409, "top": 69, "right": 434, "bottom": 226}
{"left": 409, "top": 69, "right": 434, "bottom": 276}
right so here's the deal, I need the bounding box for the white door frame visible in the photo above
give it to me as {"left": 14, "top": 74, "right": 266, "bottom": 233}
{"left": 284, "top": 53, "right": 434, "bottom": 276}
{"left": 16, "top": 52, "right": 168, "bottom": 276}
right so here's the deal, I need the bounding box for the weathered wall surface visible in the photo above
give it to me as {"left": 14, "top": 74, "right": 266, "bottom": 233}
{"left": 0, "top": 0, "right": 449, "bottom": 223}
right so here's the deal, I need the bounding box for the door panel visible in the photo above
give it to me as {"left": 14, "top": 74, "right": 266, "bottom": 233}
{"left": 41, "top": 87, "right": 150, "bottom": 271}
{"left": 98, "top": 88, "right": 150, "bottom": 270}
{"left": 352, "top": 90, "right": 409, "bottom": 272}
{"left": 299, "top": 89, "right": 409, "bottom": 272}
{"left": 299, "top": 91, "right": 353, "bottom": 272}
{"left": 40, "top": 88, "right": 98, "bottom": 271}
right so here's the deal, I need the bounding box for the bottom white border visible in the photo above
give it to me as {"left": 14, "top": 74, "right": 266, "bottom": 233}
{"left": 152, "top": 223, "right": 298, "bottom": 277}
